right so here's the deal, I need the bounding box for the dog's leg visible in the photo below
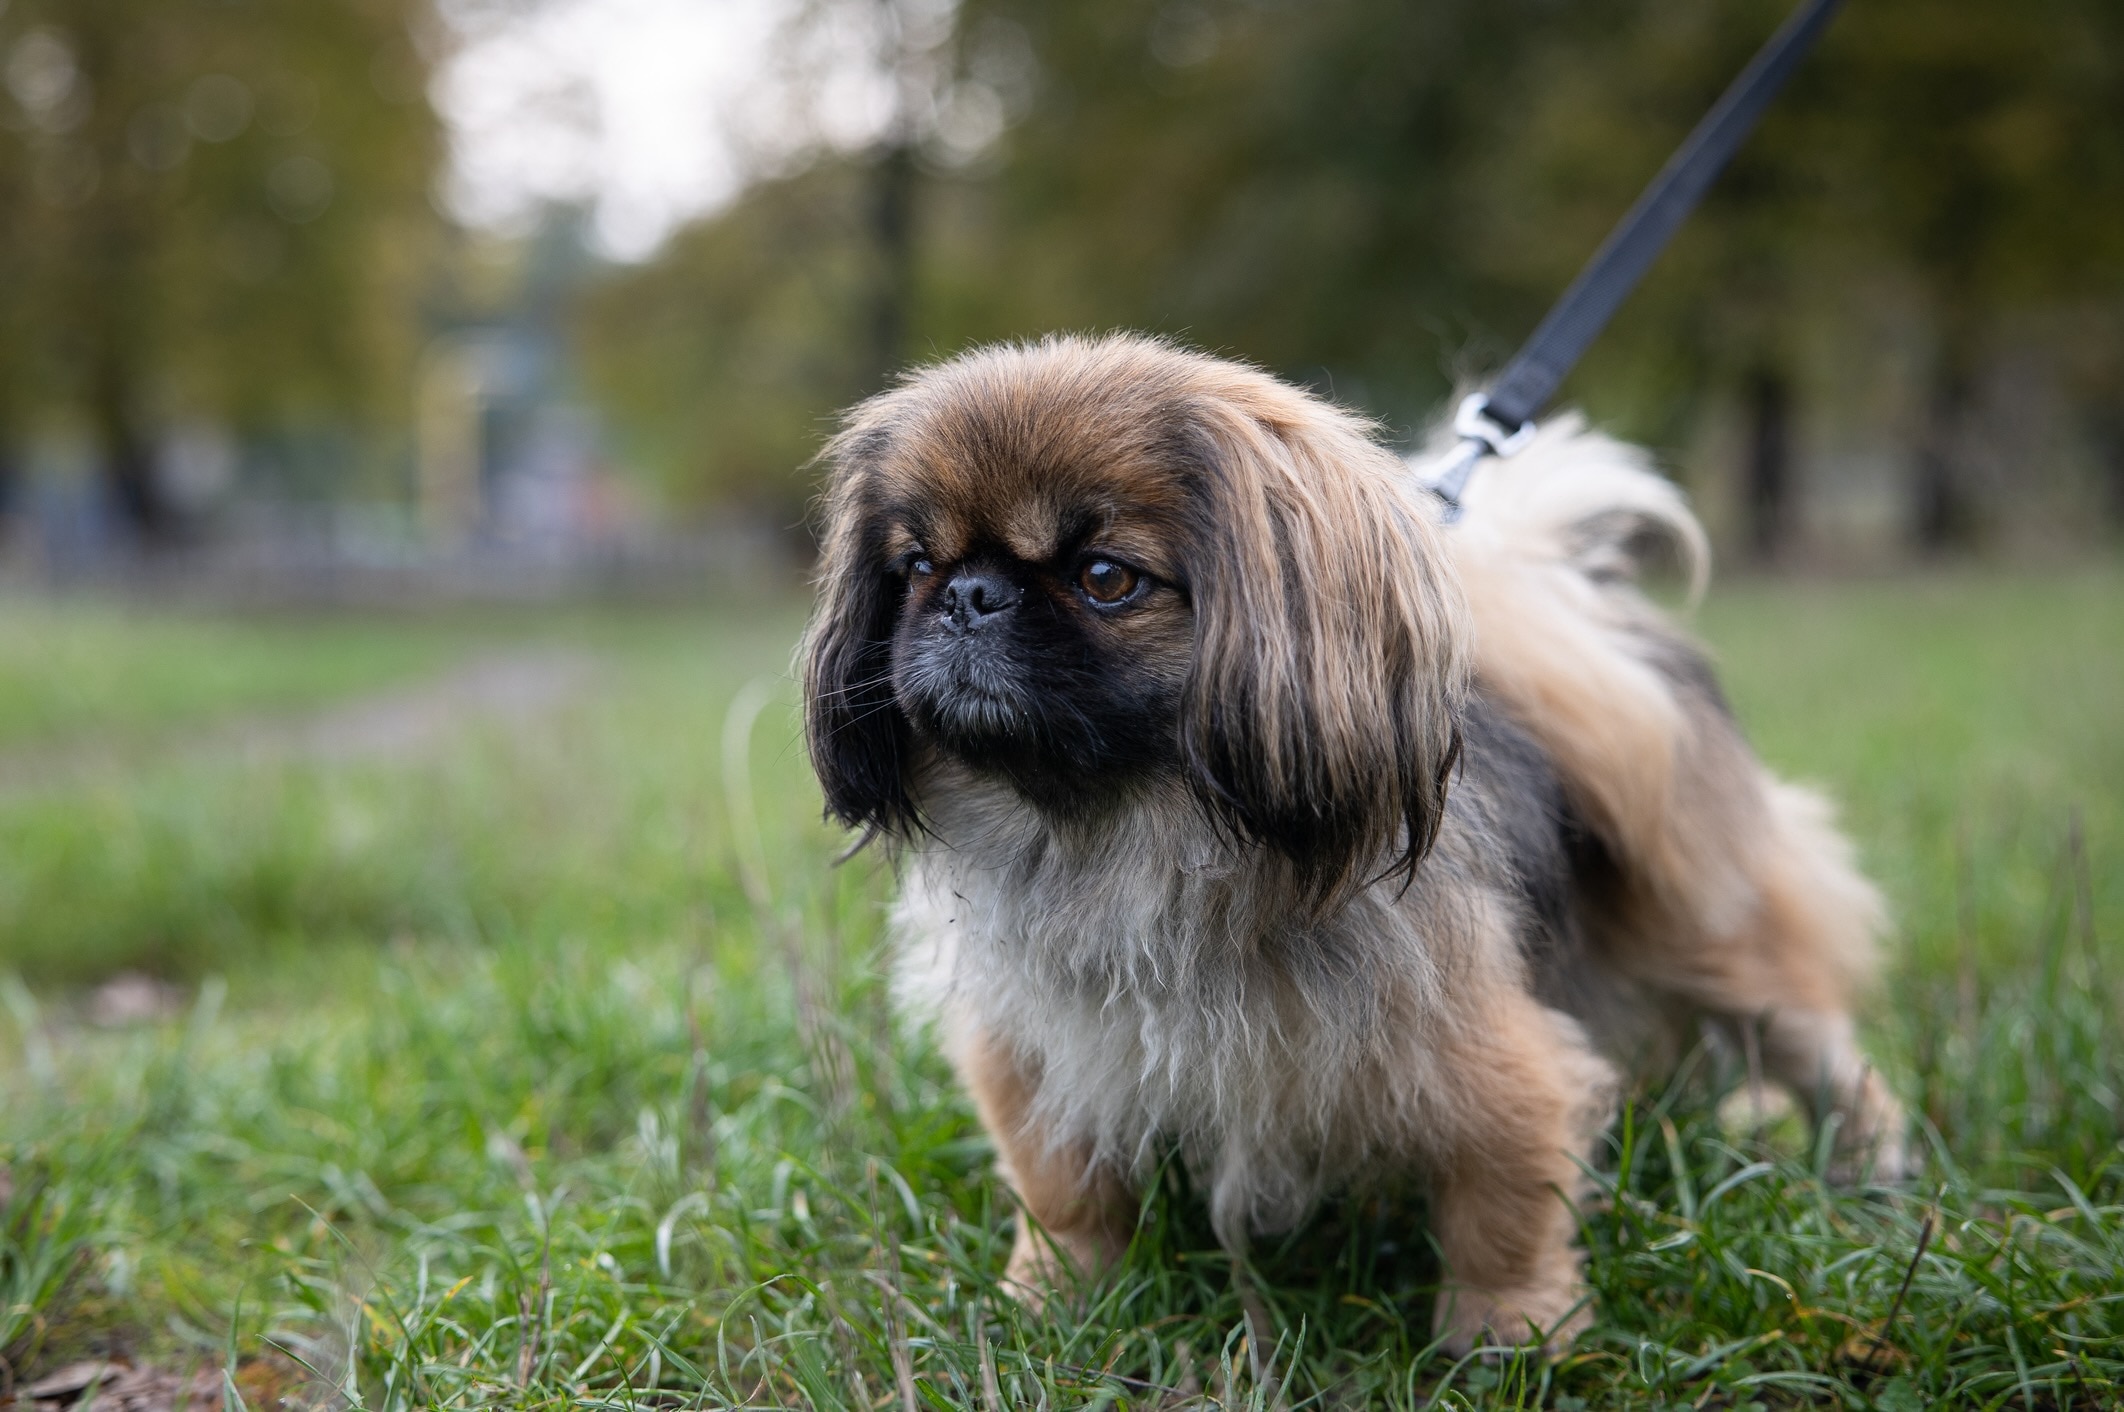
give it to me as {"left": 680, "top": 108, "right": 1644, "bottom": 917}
{"left": 1740, "top": 1007, "right": 1909, "bottom": 1182}
{"left": 1692, "top": 781, "right": 1912, "bottom": 1182}
{"left": 1660, "top": 943, "right": 1911, "bottom": 1182}
{"left": 1423, "top": 989, "right": 1614, "bottom": 1357}
{"left": 957, "top": 1028, "right": 1135, "bottom": 1304}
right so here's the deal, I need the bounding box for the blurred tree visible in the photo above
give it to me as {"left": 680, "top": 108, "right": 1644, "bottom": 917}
{"left": 928, "top": 0, "right": 1554, "bottom": 425}
{"left": 0, "top": 69, "right": 33, "bottom": 523}
{"left": 578, "top": 0, "right": 1559, "bottom": 518}
{"left": 864, "top": 0, "right": 932, "bottom": 389}
{"left": 576, "top": 0, "right": 2124, "bottom": 556}
{"left": 0, "top": 0, "right": 441, "bottom": 544}
{"left": 1452, "top": 0, "right": 2124, "bottom": 557}
{"left": 1820, "top": 0, "right": 2124, "bottom": 552}
{"left": 575, "top": 162, "right": 877, "bottom": 521}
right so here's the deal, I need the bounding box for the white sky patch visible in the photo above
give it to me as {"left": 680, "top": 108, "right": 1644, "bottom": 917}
{"left": 433, "top": 0, "right": 902, "bottom": 261}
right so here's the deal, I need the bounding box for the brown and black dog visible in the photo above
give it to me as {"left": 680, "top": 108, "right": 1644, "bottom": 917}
{"left": 801, "top": 333, "right": 1907, "bottom": 1353}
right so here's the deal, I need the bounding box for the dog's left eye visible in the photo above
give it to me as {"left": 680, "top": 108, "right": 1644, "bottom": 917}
{"left": 1077, "top": 558, "right": 1142, "bottom": 605}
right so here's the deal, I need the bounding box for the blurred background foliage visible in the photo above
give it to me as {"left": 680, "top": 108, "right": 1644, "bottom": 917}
{"left": 0, "top": 0, "right": 439, "bottom": 540}
{"left": 583, "top": 0, "right": 2124, "bottom": 560}
{"left": 2, "top": 0, "right": 2121, "bottom": 566}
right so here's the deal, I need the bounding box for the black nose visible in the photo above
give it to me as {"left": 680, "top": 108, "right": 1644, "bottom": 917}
{"left": 941, "top": 568, "right": 1021, "bottom": 625}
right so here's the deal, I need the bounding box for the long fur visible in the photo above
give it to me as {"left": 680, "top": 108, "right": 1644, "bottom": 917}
{"left": 801, "top": 334, "right": 1907, "bottom": 1354}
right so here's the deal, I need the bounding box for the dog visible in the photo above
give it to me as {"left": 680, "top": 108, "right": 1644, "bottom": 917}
{"left": 800, "top": 333, "right": 1908, "bottom": 1354}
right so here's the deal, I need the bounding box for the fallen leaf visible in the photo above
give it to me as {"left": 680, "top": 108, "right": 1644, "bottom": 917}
{"left": 1835, "top": 1327, "right": 1910, "bottom": 1374}
{"left": 22, "top": 1365, "right": 123, "bottom": 1401}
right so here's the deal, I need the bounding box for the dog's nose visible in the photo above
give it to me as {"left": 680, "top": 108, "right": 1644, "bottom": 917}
{"left": 941, "top": 568, "right": 1021, "bottom": 625}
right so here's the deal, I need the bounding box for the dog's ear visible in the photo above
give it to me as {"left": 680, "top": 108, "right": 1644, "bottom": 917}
{"left": 1175, "top": 390, "right": 1468, "bottom": 904}
{"left": 801, "top": 428, "right": 920, "bottom": 838}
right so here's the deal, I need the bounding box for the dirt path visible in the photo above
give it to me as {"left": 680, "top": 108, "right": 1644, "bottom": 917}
{"left": 0, "top": 648, "right": 598, "bottom": 799}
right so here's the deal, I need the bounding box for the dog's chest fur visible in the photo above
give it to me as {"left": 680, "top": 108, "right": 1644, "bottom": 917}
{"left": 892, "top": 772, "right": 1485, "bottom": 1239}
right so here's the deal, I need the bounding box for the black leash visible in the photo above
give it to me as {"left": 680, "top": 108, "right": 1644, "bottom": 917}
{"left": 1426, "top": 0, "right": 1849, "bottom": 514}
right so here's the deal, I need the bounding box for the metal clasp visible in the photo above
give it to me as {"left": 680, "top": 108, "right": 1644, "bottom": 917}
{"left": 1425, "top": 394, "right": 1536, "bottom": 520}
{"left": 1452, "top": 393, "right": 1536, "bottom": 458}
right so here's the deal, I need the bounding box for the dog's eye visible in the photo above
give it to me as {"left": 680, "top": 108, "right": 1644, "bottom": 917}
{"left": 906, "top": 556, "right": 933, "bottom": 579}
{"left": 1078, "top": 558, "right": 1141, "bottom": 605}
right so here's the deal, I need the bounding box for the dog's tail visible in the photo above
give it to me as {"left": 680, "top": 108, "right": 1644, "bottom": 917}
{"left": 1442, "top": 412, "right": 1710, "bottom": 604}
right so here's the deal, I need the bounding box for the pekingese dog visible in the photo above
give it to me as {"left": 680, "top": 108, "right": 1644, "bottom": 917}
{"left": 800, "top": 334, "right": 1907, "bottom": 1354}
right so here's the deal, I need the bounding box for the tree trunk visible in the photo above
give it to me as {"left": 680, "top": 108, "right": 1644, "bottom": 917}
{"left": 868, "top": 139, "right": 916, "bottom": 391}
{"left": 89, "top": 341, "right": 176, "bottom": 546}
{"left": 2092, "top": 408, "right": 2124, "bottom": 536}
{"left": 1912, "top": 332, "right": 1978, "bottom": 554}
{"left": 1742, "top": 367, "right": 1793, "bottom": 564}
{"left": 67, "top": 8, "right": 185, "bottom": 551}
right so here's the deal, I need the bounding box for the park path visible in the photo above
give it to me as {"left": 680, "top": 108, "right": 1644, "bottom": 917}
{"left": 0, "top": 647, "right": 599, "bottom": 801}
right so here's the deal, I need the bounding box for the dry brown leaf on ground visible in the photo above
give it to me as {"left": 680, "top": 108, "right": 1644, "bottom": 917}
{"left": 2, "top": 1361, "right": 217, "bottom": 1412}
{"left": 1, "top": 1355, "right": 315, "bottom": 1412}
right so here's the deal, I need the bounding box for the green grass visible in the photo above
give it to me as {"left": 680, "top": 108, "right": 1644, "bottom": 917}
{"left": 0, "top": 569, "right": 2118, "bottom": 1410}
{"left": 0, "top": 602, "right": 486, "bottom": 753}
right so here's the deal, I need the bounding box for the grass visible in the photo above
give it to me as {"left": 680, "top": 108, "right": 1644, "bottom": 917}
{"left": 0, "top": 602, "right": 485, "bottom": 753}
{"left": 0, "top": 567, "right": 2118, "bottom": 1410}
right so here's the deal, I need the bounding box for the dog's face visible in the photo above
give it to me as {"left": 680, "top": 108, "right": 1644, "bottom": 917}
{"left": 804, "top": 335, "right": 1470, "bottom": 899}
{"left": 878, "top": 464, "right": 1195, "bottom": 811}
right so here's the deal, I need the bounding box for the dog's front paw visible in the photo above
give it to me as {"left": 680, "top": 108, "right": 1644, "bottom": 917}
{"left": 999, "top": 1220, "right": 1118, "bottom": 1310}
{"left": 1434, "top": 1280, "right": 1592, "bottom": 1359}
{"left": 999, "top": 1227, "right": 1062, "bottom": 1310}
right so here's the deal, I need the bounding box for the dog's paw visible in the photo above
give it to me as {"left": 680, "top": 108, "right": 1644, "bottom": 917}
{"left": 1433, "top": 1281, "right": 1592, "bottom": 1359}
{"left": 999, "top": 1221, "right": 1116, "bottom": 1310}
{"left": 1826, "top": 1071, "right": 1916, "bottom": 1187}
{"left": 999, "top": 1234, "right": 1059, "bottom": 1310}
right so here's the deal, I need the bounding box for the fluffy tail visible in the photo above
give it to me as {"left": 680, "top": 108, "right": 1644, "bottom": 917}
{"left": 1435, "top": 412, "right": 1710, "bottom": 604}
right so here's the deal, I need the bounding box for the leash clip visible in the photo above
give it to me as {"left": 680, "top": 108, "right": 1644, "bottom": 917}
{"left": 1426, "top": 394, "right": 1536, "bottom": 521}
{"left": 1453, "top": 393, "right": 1537, "bottom": 458}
